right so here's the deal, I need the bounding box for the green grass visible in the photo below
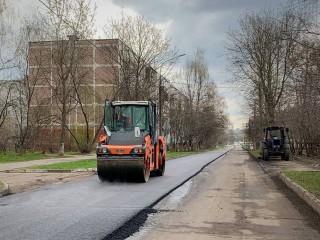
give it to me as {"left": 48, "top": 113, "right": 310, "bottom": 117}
{"left": 0, "top": 152, "right": 51, "bottom": 164}
{"left": 0, "top": 151, "right": 89, "bottom": 164}
{"left": 27, "top": 159, "right": 96, "bottom": 170}
{"left": 250, "top": 149, "right": 261, "bottom": 159}
{"left": 166, "top": 147, "right": 225, "bottom": 159}
{"left": 210, "top": 145, "right": 224, "bottom": 150}
{"left": 167, "top": 151, "right": 193, "bottom": 159}
{"left": 0, "top": 181, "right": 4, "bottom": 189}
{"left": 25, "top": 150, "right": 206, "bottom": 170}
{"left": 283, "top": 171, "right": 320, "bottom": 198}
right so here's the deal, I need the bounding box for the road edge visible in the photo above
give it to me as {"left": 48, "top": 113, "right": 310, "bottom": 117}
{"left": 0, "top": 181, "right": 9, "bottom": 197}
{"left": 277, "top": 172, "right": 320, "bottom": 215}
{"left": 101, "top": 147, "right": 234, "bottom": 240}
{"left": 4, "top": 168, "right": 97, "bottom": 173}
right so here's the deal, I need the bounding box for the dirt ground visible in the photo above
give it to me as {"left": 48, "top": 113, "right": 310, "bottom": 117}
{"left": 0, "top": 154, "right": 96, "bottom": 195}
{"left": 133, "top": 148, "right": 320, "bottom": 240}
{"left": 0, "top": 171, "right": 95, "bottom": 194}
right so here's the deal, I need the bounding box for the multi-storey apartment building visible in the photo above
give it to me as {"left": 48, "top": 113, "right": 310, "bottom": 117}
{"left": 28, "top": 36, "right": 125, "bottom": 150}
{"left": 28, "top": 35, "right": 181, "bottom": 151}
{"left": 28, "top": 35, "right": 165, "bottom": 151}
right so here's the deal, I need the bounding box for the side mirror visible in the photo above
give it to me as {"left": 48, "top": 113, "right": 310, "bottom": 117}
{"left": 263, "top": 128, "right": 266, "bottom": 133}
{"left": 104, "top": 126, "right": 112, "bottom": 137}
{"left": 286, "top": 128, "right": 289, "bottom": 133}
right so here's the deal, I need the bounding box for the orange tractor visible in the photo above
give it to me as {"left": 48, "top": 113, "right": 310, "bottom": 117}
{"left": 96, "top": 100, "right": 166, "bottom": 182}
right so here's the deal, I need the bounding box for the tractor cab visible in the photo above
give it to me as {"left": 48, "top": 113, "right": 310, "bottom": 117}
{"left": 261, "top": 126, "right": 290, "bottom": 161}
{"left": 264, "top": 126, "right": 288, "bottom": 147}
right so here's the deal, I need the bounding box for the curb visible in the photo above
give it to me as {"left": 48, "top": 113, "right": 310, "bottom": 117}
{"left": 277, "top": 172, "right": 320, "bottom": 216}
{"left": 246, "top": 150, "right": 320, "bottom": 216}
{"left": 0, "top": 181, "right": 9, "bottom": 197}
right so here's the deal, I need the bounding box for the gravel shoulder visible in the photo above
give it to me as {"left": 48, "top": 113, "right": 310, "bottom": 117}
{"left": 0, "top": 154, "right": 96, "bottom": 195}
{"left": 0, "top": 171, "right": 95, "bottom": 194}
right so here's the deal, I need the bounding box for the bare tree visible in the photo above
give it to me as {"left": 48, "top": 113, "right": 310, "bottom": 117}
{"left": 11, "top": 14, "right": 51, "bottom": 153}
{"left": 177, "top": 49, "right": 228, "bottom": 150}
{"left": 282, "top": 41, "right": 320, "bottom": 156}
{"left": 0, "top": 0, "right": 16, "bottom": 151}
{"left": 226, "top": 8, "right": 304, "bottom": 125}
{"left": 0, "top": 0, "right": 15, "bottom": 76}
{"left": 40, "top": 0, "right": 96, "bottom": 40}
{"left": 36, "top": 0, "right": 97, "bottom": 155}
{"left": 0, "top": 81, "right": 15, "bottom": 128}
{"left": 229, "top": 1, "right": 320, "bottom": 156}
{"left": 103, "top": 13, "right": 179, "bottom": 101}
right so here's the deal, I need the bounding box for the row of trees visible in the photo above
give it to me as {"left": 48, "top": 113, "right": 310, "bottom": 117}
{"left": 0, "top": 0, "right": 228, "bottom": 154}
{"left": 226, "top": 0, "right": 320, "bottom": 156}
{"left": 169, "top": 49, "right": 228, "bottom": 150}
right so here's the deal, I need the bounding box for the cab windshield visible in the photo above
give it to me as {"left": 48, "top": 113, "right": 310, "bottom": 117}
{"left": 268, "top": 130, "right": 281, "bottom": 139}
{"left": 111, "top": 105, "right": 149, "bottom": 132}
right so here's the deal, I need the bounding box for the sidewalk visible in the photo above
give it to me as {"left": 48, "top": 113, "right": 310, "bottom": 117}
{"left": 0, "top": 154, "right": 96, "bottom": 196}
{"left": 256, "top": 154, "right": 320, "bottom": 215}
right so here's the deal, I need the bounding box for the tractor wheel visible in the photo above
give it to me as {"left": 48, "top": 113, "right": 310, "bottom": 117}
{"left": 137, "top": 167, "right": 150, "bottom": 183}
{"left": 284, "top": 151, "right": 290, "bottom": 161}
{"left": 263, "top": 149, "right": 269, "bottom": 161}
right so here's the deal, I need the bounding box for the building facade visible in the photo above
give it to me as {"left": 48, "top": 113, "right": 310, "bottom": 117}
{"left": 28, "top": 36, "right": 182, "bottom": 151}
{"left": 28, "top": 37, "right": 121, "bottom": 150}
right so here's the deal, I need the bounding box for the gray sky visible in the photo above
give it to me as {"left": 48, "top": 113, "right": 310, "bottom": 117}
{"left": 105, "top": 0, "right": 291, "bottom": 129}
{"left": 13, "top": 0, "right": 289, "bottom": 129}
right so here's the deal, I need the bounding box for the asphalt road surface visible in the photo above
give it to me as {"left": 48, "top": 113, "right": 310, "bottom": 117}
{"left": 0, "top": 148, "right": 232, "bottom": 240}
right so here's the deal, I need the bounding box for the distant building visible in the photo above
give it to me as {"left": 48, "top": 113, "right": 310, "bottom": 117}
{"left": 28, "top": 37, "right": 125, "bottom": 150}
{"left": 28, "top": 36, "right": 165, "bottom": 151}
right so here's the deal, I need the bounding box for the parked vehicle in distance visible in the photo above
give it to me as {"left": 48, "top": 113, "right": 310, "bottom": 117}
{"left": 260, "top": 126, "right": 290, "bottom": 161}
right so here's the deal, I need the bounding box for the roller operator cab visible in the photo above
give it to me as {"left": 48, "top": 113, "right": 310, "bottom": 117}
{"left": 96, "top": 100, "right": 166, "bottom": 182}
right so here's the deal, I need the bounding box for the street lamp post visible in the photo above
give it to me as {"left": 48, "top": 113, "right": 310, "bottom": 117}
{"left": 158, "top": 53, "right": 186, "bottom": 136}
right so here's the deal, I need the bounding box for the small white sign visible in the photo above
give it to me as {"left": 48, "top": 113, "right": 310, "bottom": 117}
{"left": 134, "top": 127, "right": 141, "bottom": 137}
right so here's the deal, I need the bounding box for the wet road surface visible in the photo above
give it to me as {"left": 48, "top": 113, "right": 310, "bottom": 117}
{"left": 0, "top": 148, "right": 231, "bottom": 240}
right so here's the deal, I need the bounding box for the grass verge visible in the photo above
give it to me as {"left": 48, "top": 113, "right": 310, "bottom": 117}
{"left": 27, "top": 152, "right": 194, "bottom": 170}
{"left": 167, "top": 151, "right": 193, "bottom": 159}
{"left": 0, "top": 152, "right": 50, "bottom": 164}
{"left": 250, "top": 149, "right": 261, "bottom": 159}
{"left": 283, "top": 171, "right": 320, "bottom": 198}
{"left": 27, "top": 159, "right": 96, "bottom": 170}
{"left": 26, "top": 150, "right": 215, "bottom": 170}
{"left": 0, "top": 151, "right": 88, "bottom": 164}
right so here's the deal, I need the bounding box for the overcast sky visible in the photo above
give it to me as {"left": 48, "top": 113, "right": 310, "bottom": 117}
{"left": 13, "top": 0, "right": 289, "bottom": 129}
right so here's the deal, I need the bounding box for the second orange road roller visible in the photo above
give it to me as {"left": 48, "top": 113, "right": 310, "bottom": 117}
{"left": 96, "top": 100, "right": 166, "bottom": 182}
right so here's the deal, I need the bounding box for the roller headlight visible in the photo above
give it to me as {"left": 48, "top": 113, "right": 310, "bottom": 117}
{"left": 97, "top": 147, "right": 110, "bottom": 154}
{"left": 130, "top": 147, "right": 145, "bottom": 155}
